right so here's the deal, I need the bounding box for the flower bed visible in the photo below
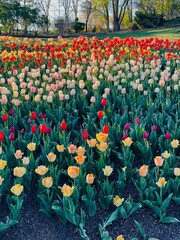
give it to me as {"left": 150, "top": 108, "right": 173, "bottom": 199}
{"left": 0, "top": 36, "right": 179, "bottom": 239}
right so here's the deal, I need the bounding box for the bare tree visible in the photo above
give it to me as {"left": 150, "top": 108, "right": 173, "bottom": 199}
{"left": 72, "top": 0, "right": 79, "bottom": 19}
{"left": 112, "top": 0, "right": 129, "bottom": 31}
{"left": 81, "top": 0, "right": 92, "bottom": 32}
{"left": 37, "top": 0, "right": 52, "bottom": 32}
{"left": 61, "top": 0, "right": 73, "bottom": 32}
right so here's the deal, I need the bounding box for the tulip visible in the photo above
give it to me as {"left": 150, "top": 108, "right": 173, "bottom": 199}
{"left": 161, "top": 151, "right": 170, "bottom": 159}
{"left": 31, "top": 125, "right": 37, "bottom": 133}
{"left": 13, "top": 167, "right": 26, "bottom": 177}
{"left": 67, "top": 166, "right": 80, "bottom": 178}
{"left": 122, "top": 133, "right": 128, "bottom": 140}
{"left": 96, "top": 141, "right": 108, "bottom": 152}
{"left": 20, "top": 128, "right": 25, "bottom": 135}
{"left": 87, "top": 139, "right": 97, "bottom": 147}
{"left": 139, "top": 165, "right": 148, "bottom": 177}
{"left": 101, "top": 98, "right": 107, "bottom": 107}
{"left": 35, "top": 165, "right": 49, "bottom": 175}
{"left": 60, "top": 184, "right": 74, "bottom": 197}
{"left": 152, "top": 125, "right": 158, "bottom": 131}
{"left": 174, "top": 168, "right": 180, "bottom": 177}
{"left": 103, "top": 165, "right": 113, "bottom": 176}
{"left": 60, "top": 121, "right": 67, "bottom": 131}
{"left": 135, "top": 118, "right": 140, "bottom": 124}
{"left": 113, "top": 195, "right": 124, "bottom": 207}
{"left": 156, "top": 177, "right": 167, "bottom": 188}
{"left": 0, "top": 131, "right": 4, "bottom": 141}
{"left": 97, "top": 111, "right": 104, "bottom": 119}
{"left": 154, "top": 156, "right": 164, "bottom": 167}
{"left": 22, "top": 157, "right": 30, "bottom": 165}
{"left": 11, "top": 184, "right": 24, "bottom": 196}
{"left": 40, "top": 123, "right": 47, "bottom": 133}
{"left": 14, "top": 150, "right": 24, "bottom": 159}
{"left": 82, "top": 129, "right": 88, "bottom": 139}
{"left": 1, "top": 113, "right": 8, "bottom": 122}
{"left": 142, "top": 131, "right": 149, "bottom": 139}
{"left": 76, "top": 146, "right": 85, "bottom": 156}
{"left": 46, "top": 127, "right": 51, "bottom": 134}
{"left": 124, "top": 123, "right": 130, "bottom": 131}
{"left": 86, "top": 174, "right": 95, "bottom": 184}
{"left": 31, "top": 111, "right": 36, "bottom": 120}
{"left": 75, "top": 155, "right": 86, "bottom": 165}
{"left": 9, "top": 133, "right": 15, "bottom": 141}
{"left": 68, "top": 144, "right": 77, "bottom": 154}
{"left": 27, "top": 142, "right": 36, "bottom": 151}
{"left": 9, "top": 126, "right": 15, "bottom": 132}
{"left": 46, "top": 152, "right": 56, "bottom": 162}
{"left": 0, "top": 160, "right": 7, "bottom": 170}
{"left": 42, "top": 177, "right": 53, "bottom": 188}
{"left": 0, "top": 176, "right": 4, "bottom": 185}
{"left": 9, "top": 109, "right": 15, "bottom": 116}
{"left": 96, "top": 132, "right": 108, "bottom": 142}
{"left": 103, "top": 125, "right": 109, "bottom": 134}
{"left": 116, "top": 235, "right": 124, "bottom": 240}
{"left": 122, "top": 137, "right": 133, "bottom": 146}
{"left": 56, "top": 144, "right": 65, "bottom": 152}
{"left": 165, "top": 133, "right": 171, "bottom": 139}
{"left": 171, "top": 139, "right": 179, "bottom": 148}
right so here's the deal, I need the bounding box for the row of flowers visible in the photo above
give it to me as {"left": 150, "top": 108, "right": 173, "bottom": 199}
{"left": 0, "top": 36, "right": 179, "bottom": 239}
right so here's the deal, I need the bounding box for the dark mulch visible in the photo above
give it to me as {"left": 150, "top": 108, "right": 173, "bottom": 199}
{"left": 0, "top": 190, "right": 179, "bottom": 240}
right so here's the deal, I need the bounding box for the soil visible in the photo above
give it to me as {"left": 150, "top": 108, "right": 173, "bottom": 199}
{"left": 0, "top": 190, "right": 179, "bottom": 240}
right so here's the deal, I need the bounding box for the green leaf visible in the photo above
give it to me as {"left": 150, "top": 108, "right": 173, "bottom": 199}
{"left": 162, "top": 194, "right": 172, "bottom": 211}
{"left": 119, "top": 206, "right": 128, "bottom": 219}
{"left": 129, "top": 203, "right": 142, "bottom": 217}
{"left": 160, "top": 217, "right": 180, "bottom": 223}
{"left": 104, "top": 208, "right": 118, "bottom": 228}
{"left": 134, "top": 220, "right": 147, "bottom": 239}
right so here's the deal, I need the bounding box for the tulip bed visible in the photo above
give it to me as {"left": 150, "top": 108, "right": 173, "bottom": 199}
{"left": 0, "top": 36, "right": 180, "bottom": 240}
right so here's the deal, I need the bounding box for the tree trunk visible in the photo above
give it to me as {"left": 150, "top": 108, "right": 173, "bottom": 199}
{"left": 86, "top": 20, "right": 88, "bottom": 33}
{"left": 113, "top": 18, "right": 120, "bottom": 32}
{"left": 106, "top": 7, "right": 110, "bottom": 32}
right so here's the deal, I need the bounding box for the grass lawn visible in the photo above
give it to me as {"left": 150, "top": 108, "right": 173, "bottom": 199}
{"left": 95, "top": 27, "right": 180, "bottom": 40}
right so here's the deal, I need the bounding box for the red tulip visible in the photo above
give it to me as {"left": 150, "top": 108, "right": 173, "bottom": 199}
{"left": 97, "top": 111, "right": 104, "bottom": 119}
{"left": 152, "top": 125, "right": 158, "bottom": 131}
{"left": 124, "top": 123, "right": 130, "bottom": 131}
{"left": 143, "top": 131, "right": 149, "bottom": 139}
{"left": 9, "top": 109, "right": 15, "bottom": 116}
{"left": 0, "top": 131, "right": 4, "bottom": 141}
{"left": 31, "top": 125, "right": 37, "bottom": 134}
{"left": 82, "top": 130, "right": 88, "bottom": 139}
{"left": 46, "top": 127, "right": 51, "bottom": 134}
{"left": 103, "top": 125, "right": 109, "bottom": 134}
{"left": 101, "top": 98, "right": 107, "bottom": 107}
{"left": 122, "top": 133, "right": 128, "bottom": 140}
{"left": 31, "top": 111, "right": 37, "bottom": 120}
{"left": 135, "top": 118, "right": 140, "bottom": 124}
{"left": 165, "top": 133, "right": 171, "bottom": 139}
{"left": 40, "top": 124, "right": 47, "bottom": 133}
{"left": 1, "top": 113, "right": 8, "bottom": 122}
{"left": 9, "top": 133, "right": 15, "bottom": 141}
{"left": 60, "top": 121, "right": 67, "bottom": 131}
{"left": 9, "top": 126, "right": 15, "bottom": 132}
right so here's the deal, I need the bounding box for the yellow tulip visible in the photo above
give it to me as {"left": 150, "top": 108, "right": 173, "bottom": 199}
{"left": 0, "top": 176, "right": 4, "bottom": 185}
{"left": 87, "top": 139, "right": 97, "bottom": 147}
{"left": 46, "top": 152, "right": 56, "bottom": 162}
{"left": 174, "top": 168, "right": 180, "bottom": 177}
{"left": 156, "top": 177, "right": 167, "bottom": 188}
{"left": 171, "top": 139, "right": 179, "bottom": 148}
{"left": 96, "top": 132, "right": 108, "bottom": 142}
{"left": 96, "top": 142, "right": 108, "bottom": 152}
{"left": 11, "top": 184, "right": 24, "bottom": 196}
{"left": 35, "top": 165, "right": 49, "bottom": 175}
{"left": 0, "top": 159, "right": 7, "bottom": 170}
{"left": 13, "top": 167, "right": 26, "bottom": 177}
{"left": 103, "top": 166, "right": 113, "bottom": 176}
{"left": 116, "top": 235, "right": 124, "bottom": 240}
{"left": 76, "top": 146, "right": 86, "bottom": 156}
{"left": 56, "top": 144, "right": 65, "bottom": 152}
{"left": 27, "top": 142, "right": 36, "bottom": 151}
{"left": 139, "top": 165, "right": 148, "bottom": 177}
{"left": 122, "top": 137, "right": 133, "bottom": 147}
{"left": 67, "top": 166, "right": 80, "bottom": 178}
{"left": 113, "top": 195, "right": 124, "bottom": 207}
{"left": 74, "top": 155, "right": 86, "bottom": 165}
{"left": 42, "top": 177, "right": 53, "bottom": 188}
{"left": 86, "top": 174, "right": 95, "bottom": 184}
{"left": 60, "top": 184, "right": 74, "bottom": 197}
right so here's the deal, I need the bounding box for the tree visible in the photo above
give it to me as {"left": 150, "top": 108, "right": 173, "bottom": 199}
{"left": 72, "top": 0, "right": 79, "bottom": 19}
{"left": 81, "top": 0, "right": 92, "bottom": 32}
{"left": 91, "top": 0, "right": 110, "bottom": 32}
{"left": 112, "top": 0, "right": 130, "bottom": 31}
{"left": 61, "top": 0, "right": 73, "bottom": 33}
{"left": 37, "top": 0, "right": 52, "bottom": 32}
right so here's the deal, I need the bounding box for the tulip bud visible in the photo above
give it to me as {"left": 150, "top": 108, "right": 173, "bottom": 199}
{"left": 152, "top": 125, "right": 158, "bottom": 131}
{"left": 124, "top": 123, "right": 130, "bottom": 131}
{"left": 40, "top": 124, "right": 47, "bottom": 133}
{"left": 143, "top": 131, "right": 149, "bottom": 139}
{"left": 82, "top": 130, "right": 88, "bottom": 139}
{"left": 1, "top": 113, "right": 8, "bottom": 122}
{"left": 97, "top": 111, "right": 104, "bottom": 119}
{"left": 9, "top": 126, "right": 15, "bottom": 132}
{"left": 60, "top": 121, "right": 67, "bottom": 131}
{"left": 122, "top": 133, "right": 128, "bottom": 140}
{"left": 46, "top": 127, "right": 51, "bottom": 134}
{"left": 20, "top": 128, "right": 25, "bottom": 135}
{"left": 165, "top": 133, "right": 171, "bottom": 139}
{"left": 9, "top": 133, "right": 15, "bottom": 141}
{"left": 103, "top": 125, "right": 109, "bottom": 134}
{"left": 135, "top": 118, "right": 140, "bottom": 124}
{"left": 31, "top": 111, "right": 37, "bottom": 120}
{"left": 31, "top": 125, "right": 37, "bottom": 134}
{"left": 0, "top": 131, "right": 4, "bottom": 141}
{"left": 101, "top": 98, "right": 107, "bottom": 107}
{"left": 9, "top": 109, "right": 15, "bottom": 116}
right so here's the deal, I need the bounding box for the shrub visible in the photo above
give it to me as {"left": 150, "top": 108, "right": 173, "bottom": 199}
{"left": 135, "top": 11, "right": 165, "bottom": 28}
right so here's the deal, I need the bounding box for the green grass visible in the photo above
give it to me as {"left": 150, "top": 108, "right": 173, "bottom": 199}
{"left": 95, "top": 27, "right": 180, "bottom": 40}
